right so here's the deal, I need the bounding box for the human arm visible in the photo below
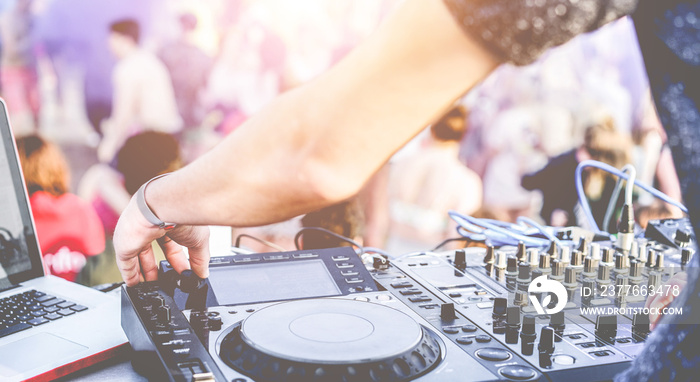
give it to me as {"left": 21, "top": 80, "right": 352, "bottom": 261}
{"left": 113, "top": 0, "right": 500, "bottom": 285}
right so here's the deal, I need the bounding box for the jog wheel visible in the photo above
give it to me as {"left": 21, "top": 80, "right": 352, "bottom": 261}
{"left": 219, "top": 298, "right": 443, "bottom": 381}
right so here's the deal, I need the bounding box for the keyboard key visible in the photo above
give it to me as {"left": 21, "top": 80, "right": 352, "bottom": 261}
{"left": 27, "top": 317, "right": 49, "bottom": 326}
{"left": 44, "top": 306, "right": 60, "bottom": 313}
{"left": 18, "top": 314, "right": 33, "bottom": 322}
{"left": 35, "top": 295, "right": 56, "bottom": 303}
{"left": 41, "top": 299, "right": 64, "bottom": 307}
{"left": 29, "top": 305, "right": 43, "bottom": 311}
{"left": 70, "top": 305, "right": 87, "bottom": 312}
{"left": 0, "top": 323, "right": 31, "bottom": 338}
{"left": 31, "top": 310, "right": 47, "bottom": 317}
{"left": 45, "top": 313, "right": 62, "bottom": 321}
{"left": 57, "top": 309, "right": 75, "bottom": 316}
{"left": 56, "top": 301, "right": 75, "bottom": 309}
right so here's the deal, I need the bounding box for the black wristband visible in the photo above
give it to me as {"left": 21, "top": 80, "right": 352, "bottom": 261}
{"left": 136, "top": 173, "right": 177, "bottom": 230}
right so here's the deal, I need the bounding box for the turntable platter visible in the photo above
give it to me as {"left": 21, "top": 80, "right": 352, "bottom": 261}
{"left": 219, "top": 298, "right": 443, "bottom": 381}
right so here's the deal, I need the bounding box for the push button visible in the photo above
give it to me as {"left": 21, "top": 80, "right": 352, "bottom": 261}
{"left": 332, "top": 255, "right": 350, "bottom": 261}
{"left": 457, "top": 336, "right": 474, "bottom": 345}
{"left": 345, "top": 277, "right": 364, "bottom": 284}
{"left": 408, "top": 296, "right": 432, "bottom": 303}
{"left": 499, "top": 365, "right": 537, "bottom": 380}
{"left": 475, "top": 335, "right": 492, "bottom": 343}
{"left": 335, "top": 262, "right": 354, "bottom": 269}
{"left": 341, "top": 270, "right": 359, "bottom": 277}
{"left": 399, "top": 289, "right": 422, "bottom": 296}
{"left": 476, "top": 347, "right": 511, "bottom": 361}
{"left": 390, "top": 281, "right": 413, "bottom": 289}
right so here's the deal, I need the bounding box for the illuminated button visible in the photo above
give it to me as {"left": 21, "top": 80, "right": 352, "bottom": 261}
{"left": 335, "top": 262, "right": 355, "bottom": 269}
{"left": 376, "top": 295, "right": 392, "bottom": 301}
{"left": 499, "top": 365, "right": 536, "bottom": 380}
{"left": 552, "top": 355, "right": 576, "bottom": 365}
{"left": 457, "top": 336, "right": 474, "bottom": 345}
{"left": 475, "top": 335, "right": 492, "bottom": 343}
{"left": 354, "top": 297, "right": 370, "bottom": 302}
{"left": 345, "top": 277, "right": 364, "bottom": 284}
{"left": 474, "top": 289, "right": 487, "bottom": 295}
{"left": 476, "top": 347, "right": 510, "bottom": 361}
{"left": 332, "top": 255, "right": 351, "bottom": 261}
{"left": 341, "top": 270, "right": 359, "bottom": 277}
{"left": 292, "top": 253, "right": 318, "bottom": 259}
{"left": 233, "top": 257, "right": 260, "bottom": 263}
{"left": 263, "top": 254, "right": 290, "bottom": 261}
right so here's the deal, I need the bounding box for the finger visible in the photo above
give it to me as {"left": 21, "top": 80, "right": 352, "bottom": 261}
{"left": 160, "top": 237, "right": 192, "bottom": 274}
{"left": 138, "top": 245, "right": 159, "bottom": 282}
{"left": 116, "top": 252, "right": 143, "bottom": 287}
{"left": 187, "top": 233, "right": 210, "bottom": 279}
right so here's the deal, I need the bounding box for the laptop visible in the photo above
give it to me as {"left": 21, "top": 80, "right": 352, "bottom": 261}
{"left": 0, "top": 99, "right": 127, "bottom": 381}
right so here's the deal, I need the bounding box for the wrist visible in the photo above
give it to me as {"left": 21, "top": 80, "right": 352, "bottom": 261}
{"left": 136, "top": 173, "right": 177, "bottom": 230}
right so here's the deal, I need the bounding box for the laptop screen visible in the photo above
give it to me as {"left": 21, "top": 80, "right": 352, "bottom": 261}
{"left": 0, "top": 101, "right": 44, "bottom": 289}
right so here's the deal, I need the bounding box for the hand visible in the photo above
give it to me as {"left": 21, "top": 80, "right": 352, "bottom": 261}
{"left": 645, "top": 271, "right": 687, "bottom": 330}
{"left": 113, "top": 195, "right": 210, "bottom": 286}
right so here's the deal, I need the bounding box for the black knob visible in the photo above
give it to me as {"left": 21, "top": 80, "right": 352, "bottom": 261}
{"left": 507, "top": 257, "right": 518, "bottom": 273}
{"left": 571, "top": 250, "right": 583, "bottom": 267}
{"left": 632, "top": 312, "right": 650, "bottom": 339}
{"left": 539, "top": 253, "right": 550, "bottom": 269}
{"left": 179, "top": 269, "right": 205, "bottom": 293}
{"left": 518, "top": 263, "right": 531, "bottom": 281}
{"left": 595, "top": 315, "right": 617, "bottom": 340}
{"left": 615, "top": 253, "right": 628, "bottom": 270}
{"left": 602, "top": 248, "right": 614, "bottom": 264}
{"left": 681, "top": 248, "right": 693, "bottom": 266}
{"left": 548, "top": 241, "right": 558, "bottom": 259}
{"left": 646, "top": 249, "right": 656, "bottom": 268}
{"left": 517, "top": 241, "right": 527, "bottom": 262}
{"left": 454, "top": 249, "right": 466, "bottom": 275}
{"left": 441, "top": 303, "right": 457, "bottom": 320}
{"left": 549, "top": 311, "right": 565, "bottom": 342}
{"left": 584, "top": 256, "right": 594, "bottom": 273}
{"left": 520, "top": 315, "right": 537, "bottom": 356}
{"left": 675, "top": 229, "right": 692, "bottom": 246}
{"left": 552, "top": 260, "right": 564, "bottom": 277}
{"left": 208, "top": 316, "right": 223, "bottom": 331}
{"left": 492, "top": 298, "right": 507, "bottom": 334}
{"left": 505, "top": 306, "right": 521, "bottom": 344}
{"left": 577, "top": 237, "right": 589, "bottom": 256}
{"left": 656, "top": 253, "right": 665, "bottom": 269}
{"left": 538, "top": 327, "right": 555, "bottom": 368}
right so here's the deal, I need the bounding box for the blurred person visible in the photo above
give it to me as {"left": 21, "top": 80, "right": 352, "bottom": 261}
{"left": 301, "top": 199, "right": 364, "bottom": 250}
{"left": 98, "top": 19, "right": 182, "bottom": 162}
{"left": 158, "top": 13, "right": 213, "bottom": 131}
{"left": 522, "top": 116, "right": 632, "bottom": 228}
{"left": 79, "top": 131, "right": 182, "bottom": 236}
{"left": 16, "top": 134, "right": 104, "bottom": 281}
{"left": 386, "top": 105, "right": 482, "bottom": 254}
{"left": 76, "top": 131, "right": 181, "bottom": 286}
{"left": 0, "top": 0, "right": 40, "bottom": 131}
{"left": 109, "top": 1, "right": 700, "bottom": 380}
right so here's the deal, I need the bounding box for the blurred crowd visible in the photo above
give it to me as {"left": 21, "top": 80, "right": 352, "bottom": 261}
{"left": 0, "top": 0, "right": 683, "bottom": 286}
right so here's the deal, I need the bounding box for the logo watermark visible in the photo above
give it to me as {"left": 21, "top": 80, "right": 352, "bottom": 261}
{"left": 528, "top": 275, "right": 568, "bottom": 315}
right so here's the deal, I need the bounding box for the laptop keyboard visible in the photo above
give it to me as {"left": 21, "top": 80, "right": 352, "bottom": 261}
{"left": 0, "top": 290, "right": 88, "bottom": 338}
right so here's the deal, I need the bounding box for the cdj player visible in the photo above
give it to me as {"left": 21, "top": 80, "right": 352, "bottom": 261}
{"left": 121, "top": 219, "right": 695, "bottom": 382}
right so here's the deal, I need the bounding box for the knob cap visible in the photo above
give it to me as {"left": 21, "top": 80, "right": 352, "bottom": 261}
{"left": 675, "top": 229, "right": 692, "bottom": 246}
{"left": 539, "top": 253, "right": 550, "bottom": 269}
{"left": 595, "top": 315, "right": 617, "bottom": 339}
{"left": 516, "top": 241, "right": 527, "bottom": 262}
{"left": 507, "top": 257, "right": 518, "bottom": 273}
{"left": 602, "top": 248, "right": 614, "bottom": 264}
{"left": 681, "top": 248, "right": 694, "bottom": 265}
{"left": 441, "top": 303, "right": 457, "bottom": 320}
{"left": 484, "top": 245, "right": 495, "bottom": 264}
{"left": 552, "top": 260, "right": 564, "bottom": 277}
{"left": 518, "top": 263, "right": 531, "bottom": 280}
{"left": 564, "top": 266, "right": 576, "bottom": 285}
{"left": 454, "top": 249, "right": 466, "bottom": 273}
{"left": 538, "top": 327, "right": 555, "bottom": 353}
{"left": 597, "top": 264, "right": 611, "bottom": 282}
{"left": 630, "top": 259, "right": 642, "bottom": 278}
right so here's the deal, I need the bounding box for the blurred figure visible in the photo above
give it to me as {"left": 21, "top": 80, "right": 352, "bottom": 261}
{"left": 79, "top": 131, "right": 182, "bottom": 236}
{"left": 98, "top": 19, "right": 182, "bottom": 162}
{"left": 0, "top": 0, "right": 40, "bottom": 131}
{"left": 158, "top": 13, "right": 212, "bottom": 131}
{"left": 16, "top": 134, "right": 104, "bottom": 281}
{"left": 522, "top": 116, "right": 633, "bottom": 228}
{"left": 301, "top": 199, "right": 365, "bottom": 250}
{"left": 77, "top": 131, "right": 181, "bottom": 286}
{"left": 386, "top": 105, "right": 482, "bottom": 255}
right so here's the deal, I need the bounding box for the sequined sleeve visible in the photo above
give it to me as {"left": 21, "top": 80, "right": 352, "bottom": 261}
{"left": 443, "top": 0, "right": 639, "bottom": 66}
